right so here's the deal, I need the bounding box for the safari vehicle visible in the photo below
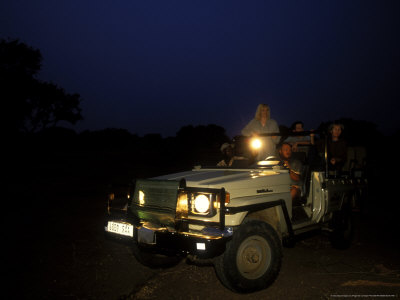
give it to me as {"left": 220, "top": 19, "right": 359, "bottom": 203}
{"left": 104, "top": 132, "right": 367, "bottom": 293}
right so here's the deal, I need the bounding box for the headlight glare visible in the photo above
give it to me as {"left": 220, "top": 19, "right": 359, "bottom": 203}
{"left": 194, "top": 194, "right": 210, "bottom": 213}
{"left": 250, "top": 138, "right": 262, "bottom": 150}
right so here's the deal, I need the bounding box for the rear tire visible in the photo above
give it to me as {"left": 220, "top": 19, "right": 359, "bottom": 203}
{"left": 214, "top": 220, "right": 282, "bottom": 293}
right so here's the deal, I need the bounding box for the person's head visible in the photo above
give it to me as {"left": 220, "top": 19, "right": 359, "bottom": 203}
{"left": 329, "top": 123, "right": 344, "bottom": 140}
{"left": 221, "top": 143, "right": 234, "bottom": 157}
{"left": 255, "top": 104, "right": 270, "bottom": 121}
{"left": 291, "top": 121, "right": 304, "bottom": 132}
{"left": 279, "top": 143, "right": 292, "bottom": 160}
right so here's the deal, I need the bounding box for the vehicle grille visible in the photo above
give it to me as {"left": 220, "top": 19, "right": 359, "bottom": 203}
{"left": 130, "top": 179, "right": 179, "bottom": 227}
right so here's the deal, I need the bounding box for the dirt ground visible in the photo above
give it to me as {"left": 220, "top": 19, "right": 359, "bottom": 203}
{"left": 5, "top": 169, "right": 400, "bottom": 300}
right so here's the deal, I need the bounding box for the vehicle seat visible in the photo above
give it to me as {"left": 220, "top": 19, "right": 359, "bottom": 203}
{"left": 342, "top": 146, "right": 367, "bottom": 178}
{"left": 230, "top": 158, "right": 251, "bottom": 168}
{"left": 291, "top": 151, "right": 307, "bottom": 164}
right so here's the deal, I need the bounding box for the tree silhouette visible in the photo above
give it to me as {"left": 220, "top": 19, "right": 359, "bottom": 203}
{"left": 176, "top": 124, "right": 230, "bottom": 147}
{"left": 176, "top": 124, "right": 230, "bottom": 165}
{"left": 1, "top": 38, "right": 83, "bottom": 134}
{"left": 27, "top": 81, "right": 82, "bottom": 132}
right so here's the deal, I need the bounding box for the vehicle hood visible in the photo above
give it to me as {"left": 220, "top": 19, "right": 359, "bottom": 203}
{"left": 153, "top": 167, "right": 290, "bottom": 198}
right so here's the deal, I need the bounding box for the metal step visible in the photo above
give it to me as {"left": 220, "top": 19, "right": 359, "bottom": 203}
{"left": 291, "top": 206, "right": 309, "bottom": 225}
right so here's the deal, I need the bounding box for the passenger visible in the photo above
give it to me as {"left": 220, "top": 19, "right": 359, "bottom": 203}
{"left": 241, "top": 104, "right": 280, "bottom": 161}
{"left": 217, "top": 143, "right": 245, "bottom": 167}
{"left": 284, "top": 121, "right": 315, "bottom": 152}
{"left": 316, "top": 122, "right": 347, "bottom": 173}
{"left": 279, "top": 143, "right": 303, "bottom": 201}
{"left": 327, "top": 122, "right": 347, "bottom": 172}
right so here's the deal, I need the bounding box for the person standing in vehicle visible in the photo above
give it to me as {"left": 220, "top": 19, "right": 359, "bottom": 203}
{"left": 316, "top": 122, "right": 347, "bottom": 173}
{"left": 241, "top": 104, "right": 280, "bottom": 161}
{"left": 327, "top": 122, "right": 347, "bottom": 172}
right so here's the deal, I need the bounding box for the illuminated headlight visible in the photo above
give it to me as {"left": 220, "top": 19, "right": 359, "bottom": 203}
{"left": 250, "top": 138, "right": 262, "bottom": 150}
{"left": 138, "top": 190, "right": 145, "bottom": 205}
{"left": 193, "top": 194, "right": 211, "bottom": 214}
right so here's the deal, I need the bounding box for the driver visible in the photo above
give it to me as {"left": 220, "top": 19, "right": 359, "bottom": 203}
{"left": 217, "top": 143, "right": 245, "bottom": 167}
{"left": 279, "top": 143, "right": 303, "bottom": 201}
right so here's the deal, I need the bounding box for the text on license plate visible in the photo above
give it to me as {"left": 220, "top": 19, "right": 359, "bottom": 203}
{"left": 107, "top": 221, "right": 134, "bottom": 237}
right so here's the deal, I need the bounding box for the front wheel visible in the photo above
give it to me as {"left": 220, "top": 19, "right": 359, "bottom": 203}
{"left": 214, "top": 220, "right": 282, "bottom": 293}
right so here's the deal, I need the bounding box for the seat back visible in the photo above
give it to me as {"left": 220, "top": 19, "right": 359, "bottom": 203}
{"left": 342, "top": 146, "right": 367, "bottom": 176}
{"left": 291, "top": 151, "right": 307, "bottom": 163}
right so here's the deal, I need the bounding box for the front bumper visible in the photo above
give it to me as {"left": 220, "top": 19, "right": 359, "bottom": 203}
{"left": 104, "top": 219, "right": 231, "bottom": 258}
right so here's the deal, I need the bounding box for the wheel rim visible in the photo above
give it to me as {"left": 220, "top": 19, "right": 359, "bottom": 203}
{"left": 236, "top": 235, "right": 272, "bottom": 279}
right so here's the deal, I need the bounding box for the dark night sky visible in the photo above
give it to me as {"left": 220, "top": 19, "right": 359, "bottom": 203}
{"left": 1, "top": 0, "right": 399, "bottom": 138}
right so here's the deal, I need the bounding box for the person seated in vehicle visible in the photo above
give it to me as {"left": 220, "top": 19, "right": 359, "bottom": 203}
{"left": 284, "top": 121, "right": 315, "bottom": 152}
{"left": 217, "top": 143, "right": 246, "bottom": 167}
{"left": 316, "top": 122, "right": 347, "bottom": 174}
{"left": 279, "top": 142, "right": 303, "bottom": 201}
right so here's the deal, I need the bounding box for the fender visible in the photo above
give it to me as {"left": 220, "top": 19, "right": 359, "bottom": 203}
{"left": 222, "top": 199, "right": 294, "bottom": 243}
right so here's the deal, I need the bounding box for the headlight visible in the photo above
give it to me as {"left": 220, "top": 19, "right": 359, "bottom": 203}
{"left": 187, "top": 190, "right": 228, "bottom": 217}
{"left": 138, "top": 190, "right": 145, "bottom": 205}
{"left": 250, "top": 138, "right": 262, "bottom": 150}
{"left": 193, "top": 194, "right": 210, "bottom": 214}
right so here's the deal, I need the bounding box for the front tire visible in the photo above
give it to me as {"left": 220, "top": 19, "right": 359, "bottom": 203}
{"left": 214, "top": 220, "right": 282, "bottom": 293}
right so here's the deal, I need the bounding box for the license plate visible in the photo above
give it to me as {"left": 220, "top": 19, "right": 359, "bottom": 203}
{"left": 107, "top": 221, "right": 134, "bottom": 237}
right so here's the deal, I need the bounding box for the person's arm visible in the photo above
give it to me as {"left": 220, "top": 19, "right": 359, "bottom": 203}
{"left": 217, "top": 160, "right": 227, "bottom": 167}
{"left": 289, "top": 160, "right": 302, "bottom": 182}
{"left": 270, "top": 119, "right": 280, "bottom": 144}
{"left": 289, "top": 169, "right": 301, "bottom": 182}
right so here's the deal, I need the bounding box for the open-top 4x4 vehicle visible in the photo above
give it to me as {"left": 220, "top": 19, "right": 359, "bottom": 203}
{"left": 104, "top": 132, "right": 368, "bottom": 293}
